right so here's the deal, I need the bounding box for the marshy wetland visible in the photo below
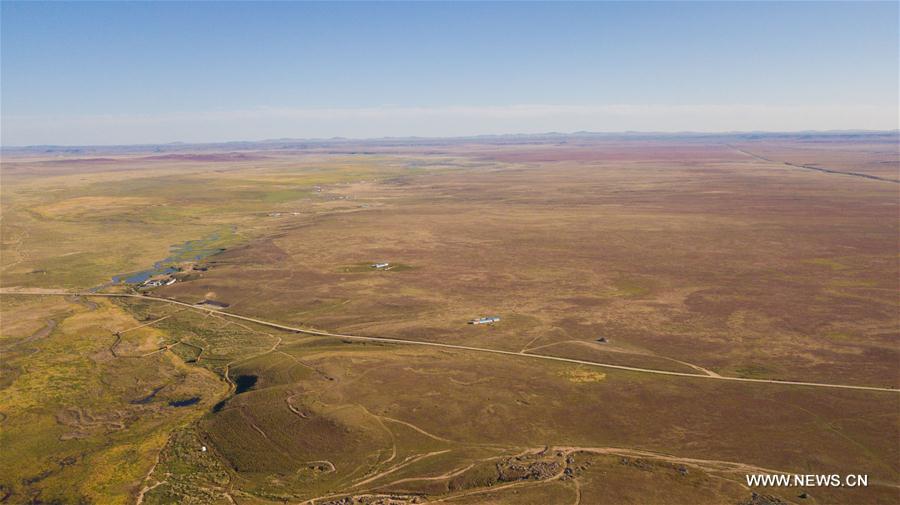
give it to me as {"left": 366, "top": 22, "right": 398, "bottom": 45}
{"left": 110, "top": 228, "right": 234, "bottom": 286}
{"left": 1, "top": 134, "right": 898, "bottom": 504}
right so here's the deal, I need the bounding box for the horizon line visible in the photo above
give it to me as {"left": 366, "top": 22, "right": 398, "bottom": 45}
{"left": 3, "top": 128, "right": 898, "bottom": 150}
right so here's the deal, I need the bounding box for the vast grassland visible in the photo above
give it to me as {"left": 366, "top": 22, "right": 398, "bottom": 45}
{"left": 1, "top": 134, "right": 898, "bottom": 504}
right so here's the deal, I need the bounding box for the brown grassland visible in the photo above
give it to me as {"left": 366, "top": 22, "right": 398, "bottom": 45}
{"left": 1, "top": 134, "right": 898, "bottom": 504}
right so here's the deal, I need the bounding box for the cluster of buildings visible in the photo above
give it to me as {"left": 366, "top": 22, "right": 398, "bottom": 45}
{"left": 141, "top": 277, "right": 176, "bottom": 289}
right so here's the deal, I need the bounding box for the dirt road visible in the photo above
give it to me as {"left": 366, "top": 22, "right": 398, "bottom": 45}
{"left": 3, "top": 289, "right": 897, "bottom": 393}
{"left": 730, "top": 146, "right": 900, "bottom": 184}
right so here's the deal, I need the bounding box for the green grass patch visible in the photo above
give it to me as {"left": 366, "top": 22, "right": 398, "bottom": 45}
{"left": 612, "top": 276, "right": 654, "bottom": 298}
{"left": 734, "top": 363, "right": 776, "bottom": 379}
{"left": 803, "top": 258, "right": 849, "bottom": 271}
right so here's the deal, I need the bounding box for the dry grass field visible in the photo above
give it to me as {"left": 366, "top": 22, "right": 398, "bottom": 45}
{"left": 1, "top": 133, "right": 898, "bottom": 504}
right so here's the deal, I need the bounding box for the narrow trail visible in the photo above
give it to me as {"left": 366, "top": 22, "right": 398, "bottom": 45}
{"left": 521, "top": 339, "right": 721, "bottom": 377}
{"left": 571, "top": 477, "right": 582, "bottom": 505}
{"left": 2, "top": 290, "right": 898, "bottom": 393}
{"left": 277, "top": 350, "right": 334, "bottom": 381}
{"left": 729, "top": 145, "right": 900, "bottom": 184}
{"left": 133, "top": 436, "right": 166, "bottom": 505}
{"left": 118, "top": 312, "right": 179, "bottom": 334}
{"left": 358, "top": 405, "right": 399, "bottom": 466}
{"left": 140, "top": 340, "right": 181, "bottom": 358}
{"left": 378, "top": 415, "right": 455, "bottom": 444}
{"left": 519, "top": 334, "right": 543, "bottom": 353}
{"left": 384, "top": 463, "right": 476, "bottom": 486}
{"left": 350, "top": 450, "right": 452, "bottom": 488}
{"left": 670, "top": 358, "right": 721, "bottom": 378}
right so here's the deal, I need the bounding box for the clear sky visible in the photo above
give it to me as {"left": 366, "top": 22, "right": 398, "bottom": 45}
{"left": 2, "top": 1, "right": 897, "bottom": 145}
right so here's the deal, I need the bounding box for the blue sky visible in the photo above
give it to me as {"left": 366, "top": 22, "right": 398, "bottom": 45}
{"left": 2, "top": 1, "right": 897, "bottom": 145}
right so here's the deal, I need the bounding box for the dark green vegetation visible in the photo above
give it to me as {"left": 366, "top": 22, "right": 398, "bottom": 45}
{"left": 0, "top": 296, "right": 225, "bottom": 504}
{"left": 1, "top": 134, "right": 898, "bottom": 504}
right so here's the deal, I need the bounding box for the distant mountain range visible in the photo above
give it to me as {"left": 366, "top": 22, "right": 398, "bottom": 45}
{"left": 3, "top": 129, "right": 897, "bottom": 155}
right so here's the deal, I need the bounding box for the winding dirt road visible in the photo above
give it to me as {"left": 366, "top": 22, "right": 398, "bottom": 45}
{"left": 3, "top": 289, "right": 898, "bottom": 393}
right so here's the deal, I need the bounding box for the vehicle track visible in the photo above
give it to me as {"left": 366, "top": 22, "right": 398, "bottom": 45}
{"left": 351, "top": 450, "right": 452, "bottom": 489}
{"left": 730, "top": 146, "right": 900, "bottom": 183}
{"left": 2, "top": 289, "right": 898, "bottom": 393}
{"left": 521, "top": 339, "right": 721, "bottom": 377}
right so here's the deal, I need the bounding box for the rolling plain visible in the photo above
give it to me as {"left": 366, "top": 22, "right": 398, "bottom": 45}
{"left": 1, "top": 133, "right": 898, "bottom": 504}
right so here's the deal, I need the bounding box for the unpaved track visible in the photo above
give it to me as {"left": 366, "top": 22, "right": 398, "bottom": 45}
{"left": 379, "top": 414, "right": 455, "bottom": 443}
{"left": 521, "top": 339, "right": 721, "bottom": 377}
{"left": 2, "top": 289, "right": 898, "bottom": 393}
{"left": 730, "top": 146, "right": 900, "bottom": 184}
{"left": 351, "top": 450, "right": 452, "bottom": 488}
